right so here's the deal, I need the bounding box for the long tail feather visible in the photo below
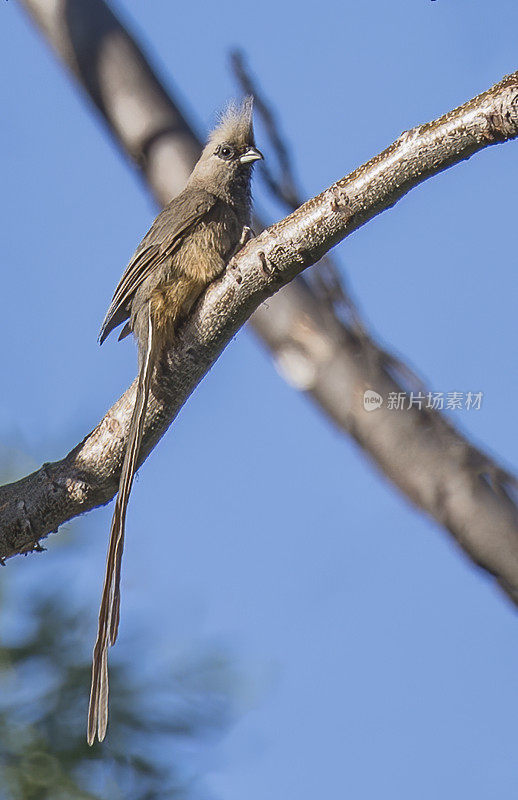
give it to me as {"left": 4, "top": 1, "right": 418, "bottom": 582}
{"left": 88, "top": 309, "right": 155, "bottom": 746}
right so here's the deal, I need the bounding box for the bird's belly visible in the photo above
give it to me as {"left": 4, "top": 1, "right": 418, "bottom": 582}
{"left": 141, "top": 212, "right": 242, "bottom": 344}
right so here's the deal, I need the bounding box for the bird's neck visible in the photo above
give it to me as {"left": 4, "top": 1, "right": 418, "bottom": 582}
{"left": 189, "top": 172, "right": 252, "bottom": 219}
{"left": 223, "top": 172, "right": 252, "bottom": 219}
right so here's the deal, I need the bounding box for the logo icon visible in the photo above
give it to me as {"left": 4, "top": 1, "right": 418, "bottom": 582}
{"left": 363, "top": 390, "right": 383, "bottom": 412}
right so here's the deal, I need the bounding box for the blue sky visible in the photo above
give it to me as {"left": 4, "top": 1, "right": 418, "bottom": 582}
{"left": 1, "top": 0, "right": 518, "bottom": 797}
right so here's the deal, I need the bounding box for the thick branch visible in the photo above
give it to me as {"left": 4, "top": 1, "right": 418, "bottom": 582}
{"left": 2, "top": 59, "right": 518, "bottom": 597}
{"left": 10, "top": 0, "right": 518, "bottom": 605}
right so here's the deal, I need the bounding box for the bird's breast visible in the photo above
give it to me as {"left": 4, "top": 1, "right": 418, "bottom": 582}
{"left": 145, "top": 203, "right": 243, "bottom": 343}
{"left": 172, "top": 204, "right": 242, "bottom": 283}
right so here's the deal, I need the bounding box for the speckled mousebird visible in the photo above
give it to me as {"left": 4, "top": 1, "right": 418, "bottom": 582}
{"left": 88, "top": 97, "right": 263, "bottom": 745}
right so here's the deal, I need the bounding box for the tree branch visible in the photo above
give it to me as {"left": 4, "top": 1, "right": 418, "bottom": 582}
{"left": 231, "top": 48, "right": 367, "bottom": 334}
{"left": 10, "top": 0, "right": 518, "bottom": 605}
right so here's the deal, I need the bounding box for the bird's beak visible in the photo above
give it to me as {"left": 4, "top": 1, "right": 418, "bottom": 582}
{"left": 239, "top": 146, "right": 263, "bottom": 165}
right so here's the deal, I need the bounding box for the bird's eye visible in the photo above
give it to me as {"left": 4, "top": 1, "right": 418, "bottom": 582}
{"left": 218, "top": 144, "right": 234, "bottom": 160}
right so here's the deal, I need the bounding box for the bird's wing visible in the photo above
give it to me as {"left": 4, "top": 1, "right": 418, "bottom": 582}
{"left": 99, "top": 189, "right": 218, "bottom": 344}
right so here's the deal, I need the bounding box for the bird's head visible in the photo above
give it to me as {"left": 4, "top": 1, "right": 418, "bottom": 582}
{"left": 189, "top": 97, "right": 263, "bottom": 201}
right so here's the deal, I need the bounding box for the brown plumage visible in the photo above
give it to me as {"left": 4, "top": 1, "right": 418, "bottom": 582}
{"left": 88, "top": 97, "right": 262, "bottom": 745}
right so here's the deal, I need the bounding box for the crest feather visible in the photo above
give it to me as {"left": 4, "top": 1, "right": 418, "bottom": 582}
{"left": 209, "top": 96, "right": 255, "bottom": 149}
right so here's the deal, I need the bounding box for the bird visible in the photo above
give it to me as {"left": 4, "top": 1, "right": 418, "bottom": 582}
{"left": 87, "top": 97, "right": 263, "bottom": 745}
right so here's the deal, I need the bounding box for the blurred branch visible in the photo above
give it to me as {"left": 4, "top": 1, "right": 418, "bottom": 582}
{"left": 7, "top": 0, "right": 518, "bottom": 606}
{"left": 231, "top": 50, "right": 301, "bottom": 210}
{"left": 231, "top": 48, "right": 370, "bottom": 334}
